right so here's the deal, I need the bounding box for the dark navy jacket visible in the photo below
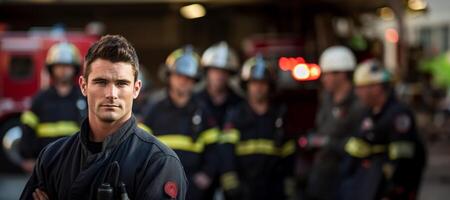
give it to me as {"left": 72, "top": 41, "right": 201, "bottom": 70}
{"left": 20, "top": 116, "right": 187, "bottom": 200}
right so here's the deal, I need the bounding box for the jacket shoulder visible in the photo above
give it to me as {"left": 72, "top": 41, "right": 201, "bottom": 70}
{"left": 36, "top": 133, "right": 78, "bottom": 167}
{"left": 31, "top": 89, "right": 53, "bottom": 107}
{"left": 141, "top": 90, "right": 168, "bottom": 116}
{"left": 133, "top": 128, "right": 180, "bottom": 159}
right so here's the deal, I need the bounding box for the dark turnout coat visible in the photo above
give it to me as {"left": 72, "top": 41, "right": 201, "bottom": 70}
{"left": 20, "top": 116, "right": 187, "bottom": 200}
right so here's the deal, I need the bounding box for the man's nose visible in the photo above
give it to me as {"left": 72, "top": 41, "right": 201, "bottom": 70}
{"left": 106, "top": 84, "right": 119, "bottom": 99}
{"left": 180, "top": 76, "right": 191, "bottom": 83}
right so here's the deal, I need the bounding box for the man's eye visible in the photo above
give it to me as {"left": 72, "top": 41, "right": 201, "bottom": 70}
{"left": 117, "top": 81, "right": 129, "bottom": 87}
{"left": 94, "top": 80, "right": 107, "bottom": 85}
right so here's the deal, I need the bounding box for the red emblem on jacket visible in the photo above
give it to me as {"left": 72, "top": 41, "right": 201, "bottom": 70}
{"left": 164, "top": 181, "right": 178, "bottom": 199}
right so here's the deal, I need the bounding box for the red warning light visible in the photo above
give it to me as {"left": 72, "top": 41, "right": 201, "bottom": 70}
{"left": 295, "top": 57, "right": 305, "bottom": 64}
{"left": 292, "top": 64, "right": 310, "bottom": 80}
{"left": 385, "top": 28, "right": 399, "bottom": 43}
{"left": 308, "top": 64, "right": 321, "bottom": 80}
{"left": 279, "top": 56, "right": 321, "bottom": 81}
{"left": 279, "top": 57, "right": 305, "bottom": 71}
{"left": 279, "top": 57, "right": 290, "bottom": 71}
{"left": 292, "top": 63, "right": 321, "bottom": 81}
{"left": 298, "top": 136, "right": 308, "bottom": 148}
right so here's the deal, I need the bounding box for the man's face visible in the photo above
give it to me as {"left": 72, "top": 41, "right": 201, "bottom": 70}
{"left": 247, "top": 80, "right": 270, "bottom": 102}
{"left": 79, "top": 59, "right": 141, "bottom": 123}
{"left": 52, "top": 64, "right": 76, "bottom": 83}
{"left": 320, "top": 71, "right": 346, "bottom": 92}
{"left": 207, "top": 68, "right": 230, "bottom": 91}
{"left": 355, "top": 84, "right": 381, "bottom": 107}
{"left": 169, "top": 73, "right": 195, "bottom": 97}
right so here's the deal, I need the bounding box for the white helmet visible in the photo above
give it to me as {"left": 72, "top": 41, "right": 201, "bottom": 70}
{"left": 201, "top": 41, "right": 240, "bottom": 72}
{"left": 319, "top": 46, "right": 356, "bottom": 73}
{"left": 46, "top": 42, "right": 81, "bottom": 75}
{"left": 354, "top": 59, "right": 391, "bottom": 86}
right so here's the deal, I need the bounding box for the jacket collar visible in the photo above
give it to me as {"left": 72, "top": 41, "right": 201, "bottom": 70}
{"left": 165, "top": 89, "right": 197, "bottom": 111}
{"left": 79, "top": 116, "right": 136, "bottom": 153}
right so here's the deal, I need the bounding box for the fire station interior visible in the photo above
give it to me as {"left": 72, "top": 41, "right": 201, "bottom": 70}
{"left": 1, "top": 0, "right": 450, "bottom": 199}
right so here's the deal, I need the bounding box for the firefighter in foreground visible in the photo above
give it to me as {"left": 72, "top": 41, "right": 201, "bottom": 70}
{"left": 304, "top": 46, "right": 367, "bottom": 200}
{"left": 19, "top": 41, "right": 87, "bottom": 173}
{"left": 21, "top": 35, "right": 187, "bottom": 200}
{"left": 221, "top": 55, "right": 295, "bottom": 200}
{"left": 142, "top": 46, "right": 220, "bottom": 200}
{"left": 339, "top": 59, "right": 426, "bottom": 200}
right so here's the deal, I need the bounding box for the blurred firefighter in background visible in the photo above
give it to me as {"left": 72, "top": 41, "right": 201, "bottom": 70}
{"left": 19, "top": 42, "right": 86, "bottom": 173}
{"left": 339, "top": 59, "right": 426, "bottom": 200}
{"left": 304, "top": 46, "right": 367, "bottom": 200}
{"left": 196, "top": 41, "right": 243, "bottom": 129}
{"left": 220, "top": 54, "right": 296, "bottom": 200}
{"left": 141, "top": 46, "right": 221, "bottom": 200}
{"left": 195, "top": 41, "right": 244, "bottom": 198}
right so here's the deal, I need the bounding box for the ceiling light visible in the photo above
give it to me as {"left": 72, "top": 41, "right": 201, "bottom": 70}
{"left": 180, "top": 4, "right": 206, "bottom": 19}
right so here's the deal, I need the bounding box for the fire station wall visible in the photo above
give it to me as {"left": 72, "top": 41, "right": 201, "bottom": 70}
{"left": 0, "top": 4, "right": 277, "bottom": 89}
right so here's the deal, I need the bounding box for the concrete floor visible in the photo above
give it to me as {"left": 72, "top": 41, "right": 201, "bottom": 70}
{"left": 0, "top": 174, "right": 28, "bottom": 200}
{"left": 418, "top": 139, "right": 450, "bottom": 200}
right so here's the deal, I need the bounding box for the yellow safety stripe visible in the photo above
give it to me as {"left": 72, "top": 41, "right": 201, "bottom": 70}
{"left": 344, "top": 137, "right": 387, "bottom": 158}
{"left": 138, "top": 123, "right": 153, "bottom": 134}
{"left": 198, "top": 128, "right": 220, "bottom": 145}
{"left": 236, "top": 139, "right": 275, "bottom": 156}
{"left": 157, "top": 135, "right": 203, "bottom": 153}
{"left": 220, "top": 128, "right": 240, "bottom": 144}
{"left": 220, "top": 171, "right": 240, "bottom": 191}
{"left": 236, "top": 139, "right": 295, "bottom": 157}
{"left": 389, "top": 141, "right": 415, "bottom": 160}
{"left": 281, "top": 140, "right": 296, "bottom": 157}
{"left": 36, "top": 121, "right": 79, "bottom": 138}
{"left": 156, "top": 128, "right": 220, "bottom": 153}
{"left": 345, "top": 137, "right": 370, "bottom": 158}
{"left": 21, "top": 111, "right": 39, "bottom": 129}
{"left": 372, "top": 144, "right": 387, "bottom": 154}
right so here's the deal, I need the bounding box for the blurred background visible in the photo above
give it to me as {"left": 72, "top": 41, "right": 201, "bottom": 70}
{"left": 1, "top": 0, "right": 450, "bottom": 199}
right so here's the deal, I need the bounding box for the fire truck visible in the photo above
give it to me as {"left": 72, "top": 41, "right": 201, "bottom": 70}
{"left": 0, "top": 27, "right": 97, "bottom": 173}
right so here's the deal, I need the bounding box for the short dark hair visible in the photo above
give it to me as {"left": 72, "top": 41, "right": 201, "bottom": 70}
{"left": 84, "top": 35, "right": 139, "bottom": 81}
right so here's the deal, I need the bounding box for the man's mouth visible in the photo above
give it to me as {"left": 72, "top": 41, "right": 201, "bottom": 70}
{"left": 100, "top": 104, "right": 120, "bottom": 108}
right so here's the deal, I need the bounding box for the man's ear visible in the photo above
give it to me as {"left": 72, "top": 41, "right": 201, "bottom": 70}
{"left": 79, "top": 76, "right": 87, "bottom": 97}
{"left": 133, "top": 80, "right": 142, "bottom": 99}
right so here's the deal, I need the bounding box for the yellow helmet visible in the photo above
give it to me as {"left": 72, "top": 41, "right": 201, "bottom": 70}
{"left": 354, "top": 59, "right": 391, "bottom": 86}
{"left": 46, "top": 42, "right": 81, "bottom": 74}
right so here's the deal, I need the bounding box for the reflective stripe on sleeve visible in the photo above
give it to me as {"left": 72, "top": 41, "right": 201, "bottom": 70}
{"left": 389, "top": 141, "right": 415, "bottom": 160}
{"left": 344, "top": 137, "right": 387, "bottom": 158}
{"left": 21, "top": 111, "right": 39, "bottom": 129}
{"left": 157, "top": 135, "right": 203, "bottom": 153}
{"left": 36, "top": 121, "right": 79, "bottom": 138}
{"left": 138, "top": 122, "right": 153, "bottom": 134}
{"left": 236, "top": 139, "right": 295, "bottom": 157}
{"left": 220, "top": 128, "right": 240, "bottom": 144}
{"left": 220, "top": 171, "right": 240, "bottom": 191}
{"left": 156, "top": 128, "right": 220, "bottom": 153}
